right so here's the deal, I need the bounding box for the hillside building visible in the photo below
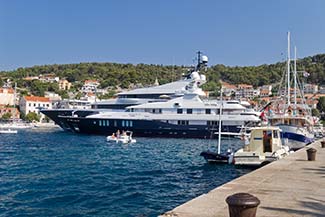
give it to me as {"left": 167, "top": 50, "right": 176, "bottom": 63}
{"left": 19, "top": 96, "right": 52, "bottom": 121}
{"left": 81, "top": 80, "right": 100, "bottom": 93}
{"left": 58, "top": 79, "right": 72, "bottom": 90}
{"left": 0, "top": 88, "right": 15, "bottom": 106}
{"left": 0, "top": 106, "right": 20, "bottom": 119}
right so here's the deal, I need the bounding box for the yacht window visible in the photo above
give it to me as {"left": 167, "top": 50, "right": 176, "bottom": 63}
{"left": 207, "top": 121, "right": 218, "bottom": 126}
{"left": 93, "top": 121, "right": 96, "bottom": 125}
{"left": 177, "top": 109, "right": 183, "bottom": 114}
{"left": 122, "top": 120, "right": 125, "bottom": 127}
{"left": 273, "top": 130, "right": 278, "bottom": 138}
{"left": 130, "top": 121, "right": 133, "bottom": 127}
{"left": 205, "top": 109, "right": 211, "bottom": 114}
{"left": 99, "top": 120, "right": 102, "bottom": 126}
{"left": 106, "top": 120, "right": 109, "bottom": 126}
{"left": 114, "top": 121, "right": 117, "bottom": 127}
{"left": 125, "top": 121, "right": 129, "bottom": 127}
{"left": 178, "top": 120, "right": 189, "bottom": 125}
{"left": 187, "top": 109, "right": 193, "bottom": 114}
{"left": 159, "top": 109, "right": 162, "bottom": 113}
{"left": 152, "top": 109, "right": 156, "bottom": 113}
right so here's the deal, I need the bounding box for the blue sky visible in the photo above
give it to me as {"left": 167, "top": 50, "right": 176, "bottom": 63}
{"left": 0, "top": 0, "right": 325, "bottom": 71}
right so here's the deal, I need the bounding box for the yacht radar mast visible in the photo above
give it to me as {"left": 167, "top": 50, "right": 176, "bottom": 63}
{"left": 196, "top": 51, "right": 208, "bottom": 72}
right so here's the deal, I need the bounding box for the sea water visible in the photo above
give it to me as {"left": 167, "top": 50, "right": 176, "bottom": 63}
{"left": 0, "top": 128, "right": 253, "bottom": 217}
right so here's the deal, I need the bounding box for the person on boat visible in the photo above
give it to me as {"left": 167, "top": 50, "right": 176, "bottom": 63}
{"left": 244, "top": 135, "right": 250, "bottom": 146}
{"left": 116, "top": 130, "right": 120, "bottom": 138}
{"left": 122, "top": 131, "right": 127, "bottom": 136}
{"left": 111, "top": 133, "right": 116, "bottom": 139}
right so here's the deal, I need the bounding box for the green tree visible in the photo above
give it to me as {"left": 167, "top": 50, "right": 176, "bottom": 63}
{"left": 1, "top": 112, "right": 12, "bottom": 120}
{"left": 312, "top": 108, "right": 320, "bottom": 117}
{"left": 56, "top": 90, "right": 69, "bottom": 99}
{"left": 25, "top": 112, "right": 40, "bottom": 122}
{"left": 99, "top": 90, "right": 116, "bottom": 99}
{"left": 317, "top": 97, "right": 325, "bottom": 113}
{"left": 20, "top": 112, "right": 25, "bottom": 120}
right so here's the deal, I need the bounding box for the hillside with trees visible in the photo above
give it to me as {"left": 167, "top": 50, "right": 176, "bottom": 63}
{"left": 1, "top": 54, "right": 325, "bottom": 96}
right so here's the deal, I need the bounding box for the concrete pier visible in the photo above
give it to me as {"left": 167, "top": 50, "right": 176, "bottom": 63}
{"left": 161, "top": 140, "right": 325, "bottom": 217}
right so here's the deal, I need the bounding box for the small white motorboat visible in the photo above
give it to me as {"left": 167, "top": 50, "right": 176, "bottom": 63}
{"left": 0, "top": 128, "right": 18, "bottom": 134}
{"left": 234, "top": 126, "right": 289, "bottom": 167}
{"left": 107, "top": 131, "right": 136, "bottom": 144}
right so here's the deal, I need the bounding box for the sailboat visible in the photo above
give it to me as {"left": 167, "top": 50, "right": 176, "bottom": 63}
{"left": 268, "top": 32, "right": 314, "bottom": 150}
{"left": 200, "top": 88, "right": 234, "bottom": 164}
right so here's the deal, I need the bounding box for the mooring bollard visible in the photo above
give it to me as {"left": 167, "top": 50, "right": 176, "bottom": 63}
{"left": 321, "top": 141, "right": 325, "bottom": 148}
{"left": 226, "top": 193, "right": 260, "bottom": 217}
{"left": 306, "top": 148, "right": 317, "bottom": 161}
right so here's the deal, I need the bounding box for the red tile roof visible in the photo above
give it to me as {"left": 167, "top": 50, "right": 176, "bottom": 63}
{"left": 238, "top": 84, "right": 253, "bottom": 89}
{"left": 84, "top": 80, "right": 98, "bottom": 84}
{"left": 0, "top": 88, "right": 14, "bottom": 94}
{"left": 24, "top": 96, "right": 50, "bottom": 102}
{"left": 221, "top": 82, "right": 236, "bottom": 89}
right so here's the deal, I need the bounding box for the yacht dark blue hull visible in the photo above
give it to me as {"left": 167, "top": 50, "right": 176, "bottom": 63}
{"left": 41, "top": 109, "right": 98, "bottom": 131}
{"left": 60, "top": 116, "right": 242, "bottom": 139}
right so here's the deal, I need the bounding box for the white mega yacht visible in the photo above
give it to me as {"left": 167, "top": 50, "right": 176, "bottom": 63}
{"left": 54, "top": 54, "right": 262, "bottom": 138}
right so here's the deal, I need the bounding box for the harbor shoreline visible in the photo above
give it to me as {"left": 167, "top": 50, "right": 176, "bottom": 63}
{"left": 160, "top": 139, "right": 325, "bottom": 217}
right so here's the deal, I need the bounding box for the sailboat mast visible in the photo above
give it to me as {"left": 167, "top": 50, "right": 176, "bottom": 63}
{"left": 217, "top": 88, "right": 223, "bottom": 154}
{"left": 13, "top": 82, "right": 17, "bottom": 120}
{"left": 294, "top": 46, "right": 297, "bottom": 112}
{"left": 287, "top": 32, "right": 291, "bottom": 107}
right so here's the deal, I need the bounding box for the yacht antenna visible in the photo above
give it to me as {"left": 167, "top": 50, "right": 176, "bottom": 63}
{"left": 196, "top": 51, "right": 202, "bottom": 71}
{"left": 217, "top": 88, "right": 223, "bottom": 154}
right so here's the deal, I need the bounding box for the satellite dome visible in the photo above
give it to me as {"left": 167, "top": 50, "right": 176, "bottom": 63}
{"left": 201, "top": 55, "right": 208, "bottom": 63}
{"left": 191, "top": 71, "right": 200, "bottom": 80}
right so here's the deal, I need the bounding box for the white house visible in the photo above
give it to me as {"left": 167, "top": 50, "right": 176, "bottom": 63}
{"left": 259, "top": 85, "right": 272, "bottom": 97}
{"left": 19, "top": 96, "right": 52, "bottom": 121}
{"left": 235, "top": 84, "right": 259, "bottom": 99}
{"left": 39, "top": 74, "right": 60, "bottom": 83}
{"left": 0, "top": 88, "right": 15, "bottom": 106}
{"left": 303, "top": 83, "right": 318, "bottom": 94}
{"left": 81, "top": 80, "right": 100, "bottom": 93}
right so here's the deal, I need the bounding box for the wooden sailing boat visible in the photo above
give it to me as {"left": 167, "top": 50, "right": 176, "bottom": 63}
{"left": 268, "top": 32, "right": 314, "bottom": 150}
